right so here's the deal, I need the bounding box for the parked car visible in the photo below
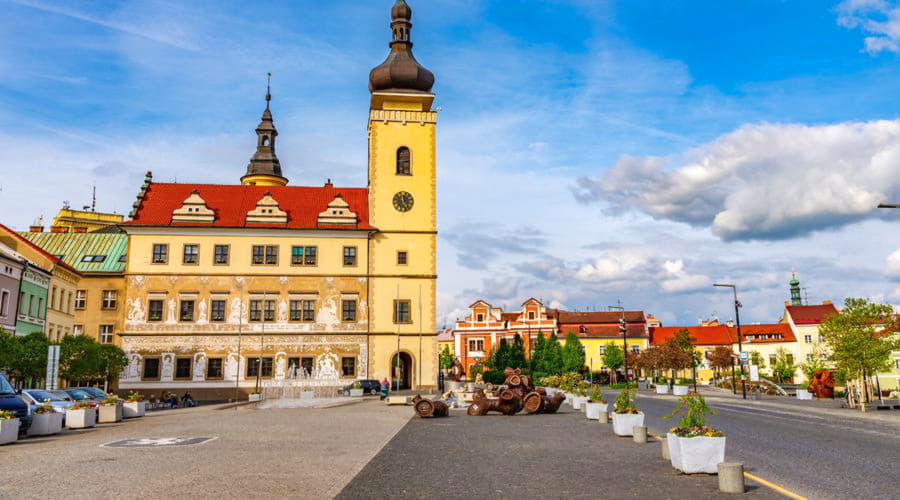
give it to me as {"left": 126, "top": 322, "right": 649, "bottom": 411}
{"left": 61, "top": 388, "right": 103, "bottom": 407}
{"left": 0, "top": 372, "right": 31, "bottom": 435}
{"left": 343, "top": 379, "right": 381, "bottom": 395}
{"left": 70, "top": 387, "right": 109, "bottom": 400}
{"left": 21, "top": 389, "right": 74, "bottom": 415}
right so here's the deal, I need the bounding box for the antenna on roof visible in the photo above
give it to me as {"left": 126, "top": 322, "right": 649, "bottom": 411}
{"left": 802, "top": 287, "right": 809, "bottom": 306}
{"left": 91, "top": 184, "right": 96, "bottom": 212}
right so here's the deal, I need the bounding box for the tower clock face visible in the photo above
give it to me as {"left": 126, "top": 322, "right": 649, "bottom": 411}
{"left": 392, "top": 191, "right": 414, "bottom": 212}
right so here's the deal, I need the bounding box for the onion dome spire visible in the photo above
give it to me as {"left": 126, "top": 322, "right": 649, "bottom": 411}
{"left": 369, "top": 0, "right": 435, "bottom": 93}
{"left": 242, "top": 73, "right": 288, "bottom": 186}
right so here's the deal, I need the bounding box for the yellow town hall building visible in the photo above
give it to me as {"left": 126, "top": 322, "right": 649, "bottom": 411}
{"left": 118, "top": 0, "right": 438, "bottom": 398}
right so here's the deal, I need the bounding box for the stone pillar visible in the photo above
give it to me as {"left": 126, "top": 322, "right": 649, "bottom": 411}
{"left": 718, "top": 463, "right": 745, "bottom": 494}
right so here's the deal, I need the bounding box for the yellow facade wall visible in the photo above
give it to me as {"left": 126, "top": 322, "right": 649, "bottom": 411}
{"left": 582, "top": 338, "right": 649, "bottom": 371}
{"left": 74, "top": 275, "right": 126, "bottom": 346}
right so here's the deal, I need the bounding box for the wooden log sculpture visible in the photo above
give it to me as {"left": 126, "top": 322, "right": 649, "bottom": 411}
{"left": 412, "top": 395, "right": 449, "bottom": 418}
{"left": 540, "top": 392, "right": 566, "bottom": 414}
{"left": 808, "top": 370, "right": 835, "bottom": 399}
{"left": 467, "top": 388, "right": 518, "bottom": 416}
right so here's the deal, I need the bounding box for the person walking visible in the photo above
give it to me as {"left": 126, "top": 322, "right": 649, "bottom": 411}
{"left": 380, "top": 378, "right": 389, "bottom": 400}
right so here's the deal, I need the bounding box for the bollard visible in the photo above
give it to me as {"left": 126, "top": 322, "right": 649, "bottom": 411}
{"left": 660, "top": 437, "right": 670, "bottom": 460}
{"left": 718, "top": 463, "right": 745, "bottom": 494}
{"left": 598, "top": 411, "right": 608, "bottom": 423}
{"left": 633, "top": 426, "right": 648, "bottom": 443}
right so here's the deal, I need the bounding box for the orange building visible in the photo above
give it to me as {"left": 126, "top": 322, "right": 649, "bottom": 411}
{"left": 453, "top": 299, "right": 556, "bottom": 374}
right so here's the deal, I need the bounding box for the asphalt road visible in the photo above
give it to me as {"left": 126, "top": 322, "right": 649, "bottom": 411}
{"left": 620, "top": 391, "right": 900, "bottom": 500}
{"left": 339, "top": 405, "right": 780, "bottom": 499}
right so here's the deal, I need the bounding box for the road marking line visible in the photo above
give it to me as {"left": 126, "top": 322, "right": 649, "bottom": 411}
{"left": 646, "top": 432, "right": 808, "bottom": 500}
{"left": 744, "top": 472, "right": 807, "bottom": 500}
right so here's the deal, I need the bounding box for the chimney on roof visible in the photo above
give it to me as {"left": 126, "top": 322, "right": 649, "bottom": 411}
{"left": 822, "top": 300, "right": 832, "bottom": 305}
{"left": 50, "top": 226, "right": 69, "bottom": 233}
{"left": 29, "top": 225, "right": 43, "bottom": 233}
{"left": 726, "top": 320, "right": 734, "bottom": 327}
{"left": 325, "top": 178, "right": 333, "bottom": 187}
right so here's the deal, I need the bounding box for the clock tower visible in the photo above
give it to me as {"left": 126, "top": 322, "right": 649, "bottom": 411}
{"left": 366, "top": 0, "right": 437, "bottom": 389}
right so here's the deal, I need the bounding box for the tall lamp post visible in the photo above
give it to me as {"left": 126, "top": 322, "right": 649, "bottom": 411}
{"left": 714, "top": 284, "right": 746, "bottom": 399}
{"left": 609, "top": 305, "right": 626, "bottom": 384}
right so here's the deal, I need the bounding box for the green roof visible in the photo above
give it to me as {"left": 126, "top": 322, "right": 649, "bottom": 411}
{"left": 18, "top": 232, "right": 127, "bottom": 274}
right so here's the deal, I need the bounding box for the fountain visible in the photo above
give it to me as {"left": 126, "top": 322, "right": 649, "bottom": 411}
{"left": 257, "top": 354, "right": 352, "bottom": 409}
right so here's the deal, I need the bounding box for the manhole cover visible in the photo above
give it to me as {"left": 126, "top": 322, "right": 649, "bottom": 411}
{"left": 102, "top": 437, "right": 217, "bottom": 448}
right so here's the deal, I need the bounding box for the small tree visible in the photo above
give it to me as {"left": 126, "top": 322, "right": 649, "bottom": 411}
{"left": 562, "top": 332, "right": 586, "bottom": 373}
{"left": 770, "top": 347, "right": 797, "bottom": 383}
{"left": 98, "top": 344, "right": 128, "bottom": 390}
{"left": 59, "top": 335, "right": 103, "bottom": 384}
{"left": 800, "top": 345, "right": 827, "bottom": 382}
{"left": 544, "top": 333, "right": 564, "bottom": 375}
{"left": 530, "top": 333, "right": 548, "bottom": 378}
{"left": 659, "top": 342, "right": 693, "bottom": 387}
{"left": 439, "top": 345, "right": 454, "bottom": 371}
{"left": 708, "top": 346, "right": 734, "bottom": 381}
{"left": 820, "top": 298, "right": 900, "bottom": 409}
{"left": 749, "top": 351, "right": 766, "bottom": 371}
{"left": 0, "top": 327, "right": 22, "bottom": 375}
{"left": 13, "top": 332, "right": 50, "bottom": 387}
{"left": 602, "top": 344, "right": 624, "bottom": 384}
{"left": 508, "top": 334, "right": 527, "bottom": 369}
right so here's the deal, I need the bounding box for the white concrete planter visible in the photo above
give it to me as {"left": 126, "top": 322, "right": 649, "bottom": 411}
{"left": 123, "top": 401, "right": 146, "bottom": 418}
{"left": 667, "top": 433, "right": 726, "bottom": 474}
{"left": 99, "top": 404, "right": 122, "bottom": 423}
{"left": 612, "top": 412, "right": 644, "bottom": 436}
{"left": 796, "top": 390, "right": 813, "bottom": 400}
{"left": 655, "top": 385, "right": 669, "bottom": 395}
{"left": 0, "top": 418, "right": 20, "bottom": 445}
{"left": 301, "top": 391, "right": 315, "bottom": 399}
{"left": 585, "top": 402, "right": 608, "bottom": 420}
{"left": 544, "top": 388, "right": 558, "bottom": 397}
{"left": 572, "top": 396, "right": 588, "bottom": 410}
{"left": 445, "top": 380, "right": 463, "bottom": 392}
{"left": 672, "top": 385, "right": 689, "bottom": 396}
{"left": 349, "top": 388, "right": 364, "bottom": 397}
{"left": 66, "top": 408, "right": 96, "bottom": 429}
{"left": 28, "top": 413, "right": 63, "bottom": 436}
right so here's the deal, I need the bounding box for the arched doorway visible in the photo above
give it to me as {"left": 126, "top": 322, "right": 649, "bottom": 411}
{"left": 391, "top": 352, "right": 413, "bottom": 390}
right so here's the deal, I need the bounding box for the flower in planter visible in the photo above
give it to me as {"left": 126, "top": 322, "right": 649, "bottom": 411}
{"left": 613, "top": 386, "right": 640, "bottom": 414}
{"left": 101, "top": 395, "right": 120, "bottom": 406}
{"left": 353, "top": 380, "right": 362, "bottom": 390}
{"left": 124, "top": 391, "right": 143, "bottom": 403}
{"left": 588, "top": 384, "right": 606, "bottom": 404}
{"left": 34, "top": 404, "right": 55, "bottom": 414}
{"left": 0, "top": 410, "right": 15, "bottom": 420}
{"left": 69, "top": 401, "right": 94, "bottom": 410}
{"left": 663, "top": 393, "right": 723, "bottom": 437}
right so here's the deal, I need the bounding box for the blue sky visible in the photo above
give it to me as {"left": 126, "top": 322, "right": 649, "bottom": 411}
{"left": 2, "top": 0, "right": 900, "bottom": 326}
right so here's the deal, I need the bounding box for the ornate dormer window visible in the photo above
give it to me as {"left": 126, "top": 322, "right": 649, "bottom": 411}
{"left": 246, "top": 193, "right": 288, "bottom": 224}
{"left": 317, "top": 194, "right": 358, "bottom": 226}
{"left": 171, "top": 190, "right": 215, "bottom": 223}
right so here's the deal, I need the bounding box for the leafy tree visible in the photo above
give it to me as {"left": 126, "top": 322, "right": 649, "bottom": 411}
{"left": 98, "top": 344, "right": 128, "bottom": 388}
{"left": 800, "top": 345, "right": 827, "bottom": 382}
{"left": 508, "top": 334, "right": 527, "bottom": 369}
{"left": 14, "top": 332, "right": 50, "bottom": 386}
{"left": 820, "top": 298, "right": 900, "bottom": 408}
{"left": 770, "top": 347, "right": 797, "bottom": 383}
{"left": 530, "top": 333, "right": 547, "bottom": 376}
{"left": 543, "top": 333, "right": 564, "bottom": 375}
{"left": 0, "top": 327, "right": 21, "bottom": 375}
{"left": 749, "top": 351, "right": 766, "bottom": 370}
{"left": 439, "top": 345, "right": 454, "bottom": 371}
{"left": 602, "top": 344, "right": 624, "bottom": 384}
{"left": 659, "top": 342, "right": 693, "bottom": 387}
{"left": 708, "top": 346, "right": 734, "bottom": 380}
{"left": 561, "top": 332, "right": 586, "bottom": 373}
{"left": 59, "top": 335, "right": 103, "bottom": 383}
{"left": 486, "top": 338, "right": 509, "bottom": 371}
{"left": 671, "top": 328, "right": 696, "bottom": 353}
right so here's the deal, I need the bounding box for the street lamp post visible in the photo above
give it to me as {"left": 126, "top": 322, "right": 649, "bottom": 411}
{"left": 609, "top": 305, "right": 626, "bottom": 384}
{"left": 714, "top": 284, "right": 746, "bottom": 399}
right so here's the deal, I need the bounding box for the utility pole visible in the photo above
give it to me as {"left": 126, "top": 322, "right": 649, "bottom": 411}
{"left": 714, "top": 284, "right": 746, "bottom": 399}
{"left": 609, "top": 304, "right": 626, "bottom": 385}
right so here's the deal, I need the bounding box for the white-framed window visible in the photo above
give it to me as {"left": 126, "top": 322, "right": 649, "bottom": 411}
{"left": 102, "top": 290, "right": 117, "bottom": 309}
{"left": 598, "top": 345, "right": 606, "bottom": 355}
{"left": 804, "top": 335, "right": 812, "bottom": 344}
{"left": 99, "top": 325, "right": 114, "bottom": 344}
{"left": 468, "top": 338, "right": 484, "bottom": 352}
{"left": 73, "top": 324, "right": 83, "bottom": 336}
{"left": 74, "top": 290, "right": 86, "bottom": 309}
{"left": 476, "top": 313, "right": 484, "bottom": 322}
{"left": 0, "top": 289, "right": 9, "bottom": 317}
{"left": 528, "top": 311, "right": 535, "bottom": 320}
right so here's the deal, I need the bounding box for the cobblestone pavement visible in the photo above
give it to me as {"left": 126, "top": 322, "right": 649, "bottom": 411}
{"left": 339, "top": 404, "right": 781, "bottom": 499}
{"left": 1, "top": 398, "right": 409, "bottom": 499}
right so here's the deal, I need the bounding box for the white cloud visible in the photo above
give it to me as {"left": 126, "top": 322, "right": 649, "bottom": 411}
{"left": 886, "top": 248, "right": 900, "bottom": 276}
{"left": 660, "top": 259, "right": 711, "bottom": 293}
{"left": 573, "top": 120, "right": 900, "bottom": 241}
{"left": 837, "top": 0, "right": 900, "bottom": 54}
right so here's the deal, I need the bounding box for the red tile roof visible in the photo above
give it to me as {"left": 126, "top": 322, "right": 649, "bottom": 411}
{"left": 650, "top": 325, "right": 735, "bottom": 346}
{"left": 126, "top": 183, "right": 375, "bottom": 230}
{"left": 501, "top": 312, "right": 520, "bottom": 322}
{"left": 550, "top": 310, "right": 646, "bottom": 324}
{"left": 731, "top": 323, "right": 796, "bottom": 343}
{"left": 786, "top": 304, "right": 839, "bottom": 325}
{"left": 560, "top": 324, "right": 647, "bottom": 338}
